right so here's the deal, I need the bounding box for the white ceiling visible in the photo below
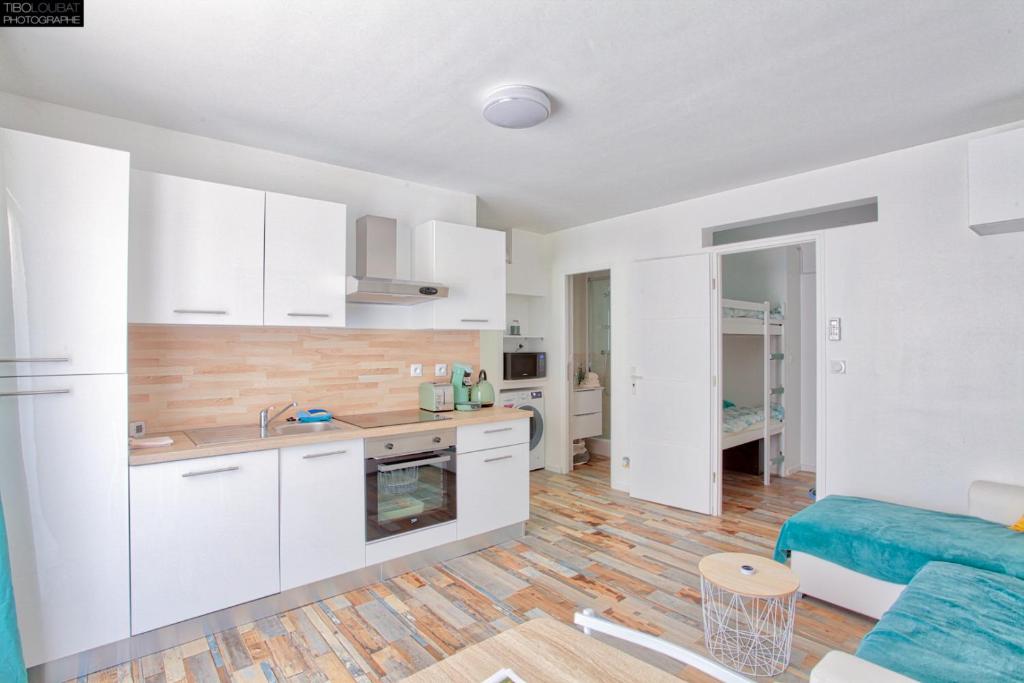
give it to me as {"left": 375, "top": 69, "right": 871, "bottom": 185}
{"left": 3, "top": 1, "right": 1023, "bottom": 232}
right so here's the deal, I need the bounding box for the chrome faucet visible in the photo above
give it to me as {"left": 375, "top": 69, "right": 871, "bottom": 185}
{"left": 259, "top": 401, "right": 297, "bottom": 437}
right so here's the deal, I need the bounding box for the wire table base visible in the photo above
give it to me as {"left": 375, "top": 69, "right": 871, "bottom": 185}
{"left": 701, "top": 574, "right": 796, "bottom": 677}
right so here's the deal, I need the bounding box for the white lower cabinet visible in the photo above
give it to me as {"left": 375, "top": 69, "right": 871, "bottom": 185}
{"left": 130, "top": 450, "right": 280, "bottom": 634}
{"left": 457, "top": 443, "right": 530, "bottom": 539}
{"left": 280, "top": 439, "right": 365, "bottom": 591}
{"left": 0, "top": 374, "right": 129, "bottom": 667}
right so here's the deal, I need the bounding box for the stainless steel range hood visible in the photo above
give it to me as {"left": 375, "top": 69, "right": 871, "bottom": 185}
{"left": 346, "top": 216, "right": 449, "bottom": 305}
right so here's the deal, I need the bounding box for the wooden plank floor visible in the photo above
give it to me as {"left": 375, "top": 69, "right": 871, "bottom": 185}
{"left": 80, "top": 457, "right": 873, "bottom": 682}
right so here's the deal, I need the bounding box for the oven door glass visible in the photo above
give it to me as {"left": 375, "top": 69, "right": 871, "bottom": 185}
{"left": 365, "top": 447, "right": 457, "bottom": 542}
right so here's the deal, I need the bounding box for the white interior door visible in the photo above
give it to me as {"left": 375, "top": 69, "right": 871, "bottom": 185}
{"left": 628, "top": 253, "right": 714, "bottom": 514}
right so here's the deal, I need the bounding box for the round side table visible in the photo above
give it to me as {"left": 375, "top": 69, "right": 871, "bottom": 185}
{"left": 698, "top": 552, "right": 799, "bottom": 677}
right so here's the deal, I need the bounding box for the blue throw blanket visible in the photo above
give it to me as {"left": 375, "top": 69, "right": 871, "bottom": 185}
{"left": 1, "top": 497, "right": 27, "bottom": 683}
{"left": 773, "top": 495, "right": 1024, "bottom": 584}
{"left": 857, "top": 562, "right": 1024, "bottom": 682}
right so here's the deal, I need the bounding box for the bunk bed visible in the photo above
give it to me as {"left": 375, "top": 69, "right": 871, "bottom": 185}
{"left": 721, "top": 299, "right": 785, "bottom": 484}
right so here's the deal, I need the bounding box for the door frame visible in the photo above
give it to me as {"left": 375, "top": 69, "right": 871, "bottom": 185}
{"left": 708, "top": 232, "right": 827, "bottom": 516}
{"left": 561, "top": 266, "right": 614, "bottom": 478}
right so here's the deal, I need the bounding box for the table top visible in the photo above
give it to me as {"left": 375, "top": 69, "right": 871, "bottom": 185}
{"left": 400, "top": 618, "right": 679, "bottom": 683}
{"left": 698, "top": 552, "right": 799, "bottom": 598}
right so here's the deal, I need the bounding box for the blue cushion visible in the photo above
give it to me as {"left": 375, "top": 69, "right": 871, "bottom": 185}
{"left": 856, "top": 562, "right": 1024, "bottom": 682}
{"left": 773, "top": 495, "right": 1024, "bottom": 584}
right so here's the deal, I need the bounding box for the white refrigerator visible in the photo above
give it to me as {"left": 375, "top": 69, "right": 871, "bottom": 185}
{"left": 0, "top": 128, "right": 130, "bottom": 667}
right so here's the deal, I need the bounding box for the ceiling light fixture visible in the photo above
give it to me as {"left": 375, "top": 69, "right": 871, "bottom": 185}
{"left": 482, "top": 85, "right": 551, "bottom": 129}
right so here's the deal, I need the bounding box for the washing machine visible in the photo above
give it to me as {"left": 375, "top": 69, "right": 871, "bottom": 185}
{"left": 500, "top": 388, "right": 545, "bottom": 470}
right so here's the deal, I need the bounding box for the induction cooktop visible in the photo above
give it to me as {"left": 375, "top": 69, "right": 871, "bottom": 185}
{"left": 335, "top": 409, "right": 452, "bottom": 430}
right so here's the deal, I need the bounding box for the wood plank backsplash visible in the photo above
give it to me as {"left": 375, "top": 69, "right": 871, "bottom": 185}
{"left": 129, "top": 325, "right": 480, "bottom": 433}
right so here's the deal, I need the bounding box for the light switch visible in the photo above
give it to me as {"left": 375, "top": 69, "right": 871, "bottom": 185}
{"left": 828, "top": 317, "right": 842, "bottom": 341}
{"left": 831, "top": 360, "right": 847, "bottom": 374}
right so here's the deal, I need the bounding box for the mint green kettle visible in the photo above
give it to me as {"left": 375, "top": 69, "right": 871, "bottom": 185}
{"left": 471, "top": 370, "right": 495, "bottom": 407}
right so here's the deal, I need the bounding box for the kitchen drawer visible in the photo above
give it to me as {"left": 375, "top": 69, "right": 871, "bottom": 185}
{"left": 573, "top": 388, "right": 602, "bottom": 415}
{"left": 130, "top": 449, "right": 280, "bottom": 634}
{"left": 457, "top": 443, "right": 529, "bottom": 539}
{"left": 280, "top": 439, "right": 364, "bottom": 591}
{"left": 457, "top": 418, "right": 528, "bottom": 454}
{"left": 365, "top": 522, "right": 457, "bottom": 565}
{"left": 572, "top": 412, "right": 603, "bottom": 440}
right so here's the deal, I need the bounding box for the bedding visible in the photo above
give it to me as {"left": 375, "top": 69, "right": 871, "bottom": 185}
{"left": 856, "top": 562, "right": 1024, "bottom": 683}
{"left": 722, "top": 404, "right": 784, "bottom": 433}
{"left": 773, "top": 495, "right": 1024, "bottom": 584}
{"left": 722, "top": 306, "right": 783, "bottom": 321}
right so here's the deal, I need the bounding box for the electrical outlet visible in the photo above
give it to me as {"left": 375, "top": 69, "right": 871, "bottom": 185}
{"left": 129, "top": 421, "right": 146, "bottom": 437}
{"left": 435, "top": 363, "right": 448, "bottom": 377}
{"left": 410, "top": 363, "right": 423, "bottom": 377}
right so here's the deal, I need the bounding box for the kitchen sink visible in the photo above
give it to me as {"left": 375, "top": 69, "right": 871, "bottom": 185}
{"left": 270, "top": 421, "right": 345, "bottom": 436}
{"left": 186, "top": 419, "right": 350, "bottom": 446}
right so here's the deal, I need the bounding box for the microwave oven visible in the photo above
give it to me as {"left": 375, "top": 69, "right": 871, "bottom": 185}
{"left": 504, "top": 352, "right": 546, "bottom": 380}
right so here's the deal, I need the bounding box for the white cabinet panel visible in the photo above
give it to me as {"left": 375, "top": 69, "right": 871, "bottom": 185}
{"left": 457, "top": 443, "right": 529, "bottom": 539}
{"left": 573, "top": 388, "right": 602, "bottom": 415}
{"left": 968, "top": 127, "right": 1024, "bottom": 235}
{"left": 456, "top": 419, "right": 528, "bottom": 454}
{"left": 0, "top": 129, "right": 128, "bottom": 376}
{"left": 264, "top": 192, "right": 347, "bottom": 327}
{"left": 280, "top": 439, "right": 364, "bottom": 591}
{"left": 0, "top": 374, "right": 129, "bottom": 666}
{"left": 130, "top": 450, "right": 279, "bottom": 634}
{"left": 365, "top": 522, "right": 457, "bottom": 565}
{"left": 129, "top": 171, "right": 265, "bottom": 325}
{"left": 506, "top": 229, "right": 547, "bottom": 297}
{"left": 571, "top": 412, "right": 602, "bottom": 440}
{"left": 414, "top": 221, "right": 505, "bottom": 330}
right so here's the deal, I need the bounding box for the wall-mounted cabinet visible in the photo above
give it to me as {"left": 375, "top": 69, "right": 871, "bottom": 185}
{"left": 129, "top": 172, "right": 348, "bottom": 327}
{"left": 414, "top": 221, "right": 506, "bottom": 330}
{"left": 969, "top": 127, "right": 1024, "bottom": 236}
{"left": 129, "top": 171, "right": 266, "bottom": 326}
{"left": 506, "top": 229, "right": 547, "bottom": 297}
{"left": 264, "top": 192, "right": 347, "bottom": 326}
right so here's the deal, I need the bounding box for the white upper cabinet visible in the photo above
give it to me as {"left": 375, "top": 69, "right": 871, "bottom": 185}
{"left": 506, "top": 229, "right": 547, "bottom": 297}
{"left": 264, "top": 192, "right": 347, "bottom": 327}
{"left": 414, "top": 221, "right": 506, "bottom": 330}
{"left": 969, "top": 127, "right": 1024, "bottom": 236}
{"left": 129, "top": 171, "right": 265, "bottom": 325}
{"left": 0, "top": 128, "right": 128, "bottom": 376}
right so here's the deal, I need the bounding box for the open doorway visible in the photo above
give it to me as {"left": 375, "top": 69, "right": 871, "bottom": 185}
{"left": 718, "top": 242, "right": 818, "bottom": 514}
{"left": 567, "top": 270, "right": 611, "bottom": 481}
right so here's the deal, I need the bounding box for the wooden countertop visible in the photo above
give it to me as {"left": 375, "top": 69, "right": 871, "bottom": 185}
{"left": 401, "top": 618, "right": 679, "bottom": 683}
{"left": 129, "top": 407, "right": 530, "bottom": 466}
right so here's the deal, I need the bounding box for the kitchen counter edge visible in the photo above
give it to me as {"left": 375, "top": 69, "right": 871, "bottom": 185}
{"left": 129, "top": 407, "right": 531, "bottom": 466}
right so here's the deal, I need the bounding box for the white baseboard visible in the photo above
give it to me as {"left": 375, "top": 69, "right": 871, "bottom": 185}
{"left": 585, "top": 437, "right": 610, "bottom": 457}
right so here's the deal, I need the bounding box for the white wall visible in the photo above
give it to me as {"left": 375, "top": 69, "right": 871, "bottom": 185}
{"left": 721, "top": 247, "right": 788, "bottom": 304}
{"left": 0, "top": 92, "right": 477, "bottom": 287}
{"left": 546, "top": 121, "right": 1024, "bottom": 512}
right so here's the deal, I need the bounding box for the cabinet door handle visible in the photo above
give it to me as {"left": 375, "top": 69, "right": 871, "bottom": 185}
{"left": 287, "top": 312, "right": 330, "bottom": 318}
{"left": 303, "top": 449, "right": 346, "bottom": 460}
{"left": 484, "top": 427, "right": 513, "bottom": 434}
{"left": 0, "top": 357, "right": 70, "bottom": 363}
{"left": 182, "top": 465, "right": 239, "bottom": 478}
{"left": 484, "top": 454, "right": 514, "bottom": 463}
{"left": 173, "top": 309, "right": 228, "bottom": 315}
{"left": 0, "top": 388, "right": 71, "bottom": 397}
{"left": 461, "top": 318, "right": 489, "bottom": 323}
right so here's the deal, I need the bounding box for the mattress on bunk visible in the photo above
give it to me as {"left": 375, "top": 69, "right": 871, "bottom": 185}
{"left": 772, "top": 495, "right": 1024, "bottom": 585}
{"left": 722, "top": 306, "right": 783, "bottom": 321}
{"left": 722, "top": 404, "right": 785, "bottom": 433}
{"left": 856, "top": 562, "right": 1024, "bottom": 683}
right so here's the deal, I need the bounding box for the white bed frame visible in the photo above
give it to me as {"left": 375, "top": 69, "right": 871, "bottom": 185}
{"left": 721, "top": 298, "right": 785, "bottom": 483}
{"left": 793, "top": 480, "right": 1024, "bottom": 619}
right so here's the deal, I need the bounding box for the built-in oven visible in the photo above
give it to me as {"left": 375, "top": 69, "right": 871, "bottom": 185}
{"left": 364, "top": 429, "right": 457, "bottom": 542}
{"left": 504, "top": 351, "right": 546, "bottom": 381}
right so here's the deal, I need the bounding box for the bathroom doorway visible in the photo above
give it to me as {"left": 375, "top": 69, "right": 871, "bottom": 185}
{"left": 568, "top": 270, "right": 611, "bottom": 480}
